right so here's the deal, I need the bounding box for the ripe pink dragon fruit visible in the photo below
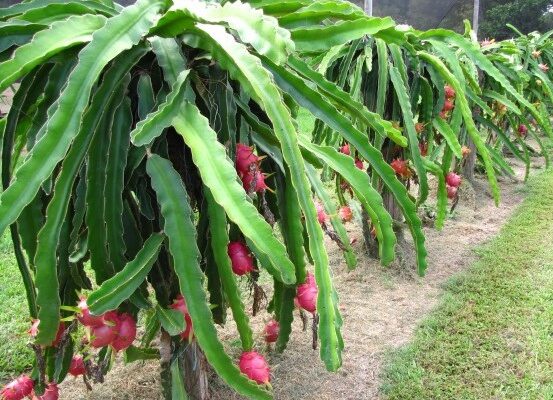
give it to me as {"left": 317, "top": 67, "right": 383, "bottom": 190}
{"left": 90, "top": 311, "right": 119, "bottom": 348}
{"left": 68, "top": 356, "right": 86, "bottom": 377}
{"left": 111, "top": 313, "right": 137, "bottom": 351}
{"left": 264, "top": 319, "right": 280, "bottom": 343}
{"left": 1, "top": 375, "right": 34, "bottom": 400}
{"left": 235, "top": 144, "right": 259, "bottom": 175}
{"left": 315, "top": 202, "right": 328, "bottom": 224}
{"left": 442, "top": 99, "right": 454, "bottom": 112}
{"left": 444, "top": 85, "right": 456, "bottom": 99}
{"left": 390, "top": 159, "right": 411, "bottom": 179}
{"left": 227, "top": 242, "right": 254, "bottom": 275}
{"left": 354, "top": 158, "right": 364, "bottom": 170}
{"left": 241, "top": 171, "right": 268, "bottom": 193}
{"left": 31, "top": 383, "right": 58, "bottom": 400}
{"left": 338, "top": 206, "right": 353, "bottom": 223}
{"left": 339, "top": 143, "right": 350, "bottom": 155}
{"left": 296, "top": 272, "right": 318, "bottom": 313}
{"left": 447, "top": 185, "right": 458, "bottom": 199}
{"left": 239, "top": 351, "right": 270, "bottom": 384}
{"left": 76, "top": 297, "right": 105, "bottom": 327}
{"left": 170, "top": 294, "right": 194, "bottom": 341}
{"left": 445, "top": 172, "right": 462, "bottom": 188}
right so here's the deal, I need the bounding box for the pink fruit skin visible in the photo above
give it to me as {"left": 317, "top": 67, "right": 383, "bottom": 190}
{"left": 239, "top": 351, "right": 270, "bottom": 384}
{"left": 339, "top": 206, "right": 353, "bottom": 223}
{"left": 77, "top": 297, "right": 104, "bottom": 327}
{"left": 447, "top": 185, "right": 458, "bottom": 199}
{"left": 90, "top": 311, "right": 119, "bottom": 348}
{"left": 315, "top": 203, "right": 327, "bottom": 224}
{"left": 1, "top": 375, "right": 34, "bottom": 400}
{"left": 227, "top": 242, "right": 254, "bottom": 275}
{"left": 170, "top": 295, "right": 194, "bottom": 340}
{"left": 390, "top": 159, "right": 410, "bottom": 178}
{"left": 354, "top": 159, "right": 364, "bottom": 170}
{"left": 442, "top": 99, "right": 454, "bottom": 112}
{"left": 32, "top": 383, "right": 58, "bottom": 400}
{"left": 111, "top": 313, "right": 137, "bottom": 351}
{"left": 264, "top": 320, "right": 280, "bottom": 343}
{"left": 445, "top": 172, "right": 462, "bottom": 188}
{"left": 236, "top": 144, "right": 259, "bottom": 175}
{"left": 444, "top": 85, "right": 456, "bottom": 99}
{"left": 69, "top": 356, "right": 86, "bottom": 377}
{"left": 339, "top": 143, "right": 350, "bottom": 155}
{"left": 296, "top": 273, "right": 318, "bottom": 313}
{"left": 241, "top": 171, "right": 268, "bottom": 193}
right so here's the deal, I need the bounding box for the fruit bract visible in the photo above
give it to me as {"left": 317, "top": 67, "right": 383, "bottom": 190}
{"left": 170, "top": 294, "right": 194, "bottom": 341}
{"left": 264, "top": 319, "right": 280, "bottom": 343}
{"left": 239, "top": 351, "right": 270, "bottom": 384}
{"left": 32, "top": 383, "right": 58, "bottom": 400}
{"left": 77, "top": 297, "right": 105, "bottom": 328}
{"left": 235, "top": 143, "right": 259, "bottom": 175}
{"left": 28, "top": 320, "right": 65, "bottom": 347}
{"left": 111, "top": 313, "right": 137, "bottom": 351}
{"left": 1, "top": 375, "right": 34, "bottom": 400}
{"left": 446, "top": 172, "right": 462, "bottom": 188}
{"left": 227, "top": 242, "right": 254, "bottom": 275}
{"left": 338, "top": 205, "right": 353, "bottom": 223}
{"left": 69, "top": 356, "right": 86, "bottom": 377}
{"left": 354, "top": 158, "right": 364, "bottom": 170}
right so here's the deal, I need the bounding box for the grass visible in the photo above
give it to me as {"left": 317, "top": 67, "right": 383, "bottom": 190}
{"left": 381, "top": 170, "right": 553, "bottom": 400}
{"left": 0, "top": 231, "right": 34, "bottom": 382}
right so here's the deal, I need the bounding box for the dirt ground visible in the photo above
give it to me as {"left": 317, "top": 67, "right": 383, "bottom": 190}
{"left": 56, "top": 155, "right": 544, "bottom": 400}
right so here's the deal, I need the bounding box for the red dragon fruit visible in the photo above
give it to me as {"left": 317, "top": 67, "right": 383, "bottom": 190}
{"left": 90, "top": 311, "right": 119, "bottom": 348}
{"left": 354, "top": 158, "right": 364, "bottom": 170}
{"left": 296, "top": 273, "right": 318, "bottom": 313}
{"left": 264, "top": 319, "right": 280, "bottom": 343}
{"left": 31, "top": 383, "right": 58, "bottom": 400}
{"left": 315, "top": 202, "right": 328, "bottom": 224}
{"left": 111, "top": 313, "right": 137, "bottom": 351}
{"left": 444, "top": 85, "right": 456, "bottom": 99}
{"left": 241, "top": 171, "right": 268, "bottom": 193}
{"left": 447, "top": 185, "right": 458, "bottom": 199}
{"left": 76, "top": 297, "right": 105, "bottom": 328}
{"left": 339, "top": 143, "right": 350, "bottom": 155}
{"left": 239, "top": 351, "right": 270, "bottom": 384}
{"left": 390, "top": 159, "right": 411, "bottom": 179}
{"left": 170, "top": 294, "right": 194, "bottom": 341}
{"left": 442, "top": 99, "right": 454, "bottom": 112}
{"left": 235, "top": 144, "right": 259, "bottom": 175}
{"left": 227, "top": 242, "right": 254, "bottom": 276}
{"left": 68, "top": 356, "right": 86, "bottom": 377}
{"left": 338, "top": 205, "right": 353, "bottom": 223}
{"left": 445, "top": 172, "right": 462, "bottom": 188}
{"left": 1, "top": 375, "right": 34, "bottom": 400}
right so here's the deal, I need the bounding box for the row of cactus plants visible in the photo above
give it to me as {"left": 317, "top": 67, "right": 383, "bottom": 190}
{"left": 0, "top": 0, "right": 552, "bottom": 399}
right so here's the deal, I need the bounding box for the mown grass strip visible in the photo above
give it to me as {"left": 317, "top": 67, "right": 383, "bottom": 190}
{"left": 381, "top": 170, "right": 553, "bottom": 400}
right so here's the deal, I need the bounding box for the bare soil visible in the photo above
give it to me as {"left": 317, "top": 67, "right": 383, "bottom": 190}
{"left": 57, "top": 154, "right": 544, "bottom": 400}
